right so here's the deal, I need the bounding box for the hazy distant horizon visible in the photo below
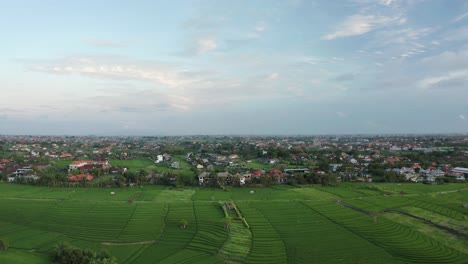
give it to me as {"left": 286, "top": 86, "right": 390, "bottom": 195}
{"left": 1, "top": 0, "right": 468, "bottom": 135}
{"left": 1, "top": 131, "right": 467, "bottom": 138}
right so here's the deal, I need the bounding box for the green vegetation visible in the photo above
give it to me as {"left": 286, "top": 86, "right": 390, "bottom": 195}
{"left": 50, "top": 242, "right": 116, "bottom": 264}
{"left": 0, "top": 183, "right": 466, "bottom": 263}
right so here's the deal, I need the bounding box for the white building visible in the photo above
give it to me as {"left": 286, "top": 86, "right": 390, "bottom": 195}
{"left": 155, "top": 155, "right": 164, "bottom": 163}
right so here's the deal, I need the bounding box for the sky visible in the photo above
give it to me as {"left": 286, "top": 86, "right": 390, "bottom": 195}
{"left": 1, "top": 0, "right": 468, "bottom": 136}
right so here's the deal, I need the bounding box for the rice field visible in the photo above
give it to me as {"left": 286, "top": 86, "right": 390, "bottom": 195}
{"left": 0, "top": 183, "right": 466, "bottom": 263}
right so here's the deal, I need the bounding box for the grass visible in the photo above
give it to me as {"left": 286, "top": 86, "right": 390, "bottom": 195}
{"left": 0, "top": 249, "right": 49, "bottom": 264}
{"left": 0, "top": 182, "right": 466, "bottom": 263}
{"left": 111, "top": 158, "right": 195, "bottom": 176}
{"left": 218, "top": 202, "right": 252, "bottom": 263}
{"left": 383, "top": 211, "right": 468, "bottom": 255}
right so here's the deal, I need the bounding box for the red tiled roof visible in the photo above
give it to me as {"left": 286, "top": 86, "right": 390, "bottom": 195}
{"left": 268, "top": 169, "right": 283, "bottom": 177}
{"left": 252, "top": 170, "right": 265, "bottom": 176}
{"left": 67, "top": 173, "right": 93, "bottom": 182}
{"left": 70, "top": 160, "right": 94, "bottom": 165}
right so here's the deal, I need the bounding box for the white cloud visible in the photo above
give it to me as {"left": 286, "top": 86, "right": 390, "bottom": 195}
{"left": 266, "top": 72, "right": 279, "bottom": 80}
{"left": 322, "top": 14, "right": 405, "bottom": 40}
{"left": 31, "top": 56, "right": 202, "bottom": 88}
{"left": 353, "top": 0, "right": 396, "bottom": 6}
{"left": 196, "top": 37, "right": 217, "bottom": 54}
{"left": 418, "top": 69, "right": 468, "bottom": 90}
{"left": 442, "top": 26, "right": 468, "bottom": 42}
{"left": 421, "top": 48, "right": 468, "bottom": 70}
{"left": 373, "top": 27, "right": 432, "bottom": 46}
{"left": 459, "top": 114, "right": 466, "bottom": 120}
{"left": 255, "top": 22, "right": 268, "bottom": 32}
{"left": 451, "top": 11, "right": 468, "bottom": 23}
{"left": 336, "top": 111, "right": 348, "bottom": 118}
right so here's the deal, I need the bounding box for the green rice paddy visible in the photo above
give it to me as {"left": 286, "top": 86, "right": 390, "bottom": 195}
{"left": 0, "top": 183, "right": 466, "bottom": 263}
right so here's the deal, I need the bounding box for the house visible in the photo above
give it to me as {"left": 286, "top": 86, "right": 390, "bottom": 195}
{"left": 196, "top": 164, "right": 204, "bottom": 169}
{"left": 68, "top": 160, "right": 110, "bottom": 172}
{"left": 330, "top": 164, "right": 343, "bottom": 172}
{"left": 269, "top": 158, "right": 279, "bottom": 164}
{"left": 452, "top": 167, "right": 468, "bottom": 174}
{"left": 268, "top": 169, "right": 287, "bottom": 183}
{"left": 14, "top": 166, "right": 33, "bottom": 177}
{"left": 12, "top": 166, "right": 39, "bottom": 181}
{"left": 155, "top": 155, "right": 164, "bottom": 163}
{"left": 60, "top": 153, "right": 73, "bottom": 158}
{"left": 448, "top": 171, "right": 465, "bottom": 180}
{"left": 241, "top": 172, "right": 252, "bottom": 182}
{"left": 385, "top": 156, "right": 400, "bottom": 164}
{"left": 233, "top": 173, "right": 246, "bottom": 185}
{"left": 251, "top": 170, "right": 265, "bottom": 178}
{"left": 428, "top": 169, "right": 445, "bottom": 177}
{"left": 163, "top": 153, "right": 172, "bottom": 161}
{"left": 198, "top": 172, "right": 211, "bottom": 185}
{"left": 171, "top": 161, "right": 180, "bottom": 169}
{"left": 229, "top": 154, "right": 239, "bottom": 159}
{"left": 217, "top": 172, "right": 233, "bottom": 185}
{"left": 284, "top": 168, "right": 310, "bottom": 174}
{"left": 68, "top": 173, "right": 93, "bottom": 182}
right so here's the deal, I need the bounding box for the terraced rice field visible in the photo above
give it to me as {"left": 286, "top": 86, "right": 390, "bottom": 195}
{"left": 0, "top": 183, "right": 466, "bottom": 263}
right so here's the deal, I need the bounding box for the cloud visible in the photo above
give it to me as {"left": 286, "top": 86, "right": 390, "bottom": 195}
{"left": 334, "top": 73, "right": 355, "bottom": 82}
{"left": 336, "top": 111, "right": 348, "bottom": 118}
{"left": 86, "top": 90, "right": 193, "bottom": 113}
{"left": 30, "top": 56, "right": 202, "bottom": 88}
{"left": 84, "top": 38, "right": 128, "bottom": 47}
{"left": 374, "top": 27, "right": 432, "bottom": 46}
{"left": 353, "top": 0, "right": 397, "bottom": 6}
{"left": 196, "top": 37, "right": 218, "bottom": 54}
{"left": 255, "top": 22, "right": 268, "bottom": 32}
{"left": 421, "top": 48, "right": 468, "bottom": 70}
{"left": 418, "top": 69, "right": 468, "bottom": 90}
{"left": 451, "top": 11, "right": 468, "bottom": 23}
{"left": 459, "top": 114, "right": 466, "bottom": 120}
{"left": 322, "top": 14, "right": 405, "bottom": 40}
{"left": 442, "top": 26, "right": 468, "bottom": 42}
{"left": 266, "top": 72, "right": 279, "bottom": 80}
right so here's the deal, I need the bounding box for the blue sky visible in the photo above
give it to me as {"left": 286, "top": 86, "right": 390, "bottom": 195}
{"left": 1, "top": 0, "right": 468, "bottom": 135}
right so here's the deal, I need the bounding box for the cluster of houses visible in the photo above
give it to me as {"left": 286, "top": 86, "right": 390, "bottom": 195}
{"left": 197, "top": 168, "right": 310, "bottom": 186}
{"left": 388, "top": 163, "right": 466, "bottom": 182}
{"left": 68, "top": 160, "right": 110, "bottom": 172}
{"left": 0, "top": 159, "right": 9, "bottom": 175}
{"left": 5, "top": 160, "right": 110, "bottom": 183}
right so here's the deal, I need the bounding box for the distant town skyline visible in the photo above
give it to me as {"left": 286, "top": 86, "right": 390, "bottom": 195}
{"left": 1, "top": 0, "right": 468, "bottom": 135}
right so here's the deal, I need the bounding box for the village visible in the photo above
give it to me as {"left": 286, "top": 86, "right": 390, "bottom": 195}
{"left": 0, "top": 134, "right": 467, "bottom": 187}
